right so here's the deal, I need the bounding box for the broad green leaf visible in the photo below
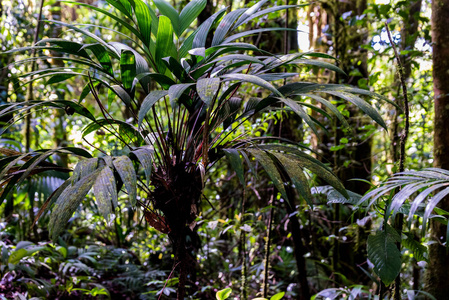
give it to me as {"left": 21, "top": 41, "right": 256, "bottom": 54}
{"left": 110, "top": 42, "right": 150, "bottom": 75}
{"left": 223, "top": 149, "right": 244, "bottom": 185}
{"left": 221, "top": 74, "right": 282, "bottom": 97}
{"left": 211, "top": 8, "right": 246, "bottom": 46}
{"left": 179, "top": 0, "right": 206, "bottom": 35}
{"left": 113, "top": 156, "right": 137, "bottom": 206}
{"left": 82, "top": 119, "right": 139, "bottom": 140}
{"left": 197, "top": 78, "right": 220, "bottom": 106}
{"left": 93, "top": 166, "right": 118, "bottom": 220}
{"left": 133, "top": 0, "right": 153, "bottom": 46}
{"left": 138, "top": 90, "right": 168, "bottom": 127}
{"left": 216, "top": 288, "right": 232, "bottom": 300}
{"left": 168, "top": 83, "right": 195, "bottom": 107}
{"left": 120, "top": 50, "right": 136, "bottom": 90}
{"left": 104, "top": 0, "right": 133, "bottom": 18}
{"left": 59, "top": 147, "right": 93, "bottom": 158}
{"left": 270, "top": 292, "right": 285, "bottom": 300}
{"left": 154, "top": 0, "right": 180, "bottom": 37}
{"left": 131, "top": 146, "right": 154, "bottom": 185}
{"left": 8, "top": 246, "right": 45, "bottom": 264}
{"left": 49, "top": 168, "right": 102, "bottom": 240}
{"left": 155, "top": 15, "right": 176, "bottom": 74}
{"left": 8, "top": 249, "right": 28, "bottom": 264}
{"left": 73, "top": 158, "right": 99, "bottom": 183}
{"left": 402, "top": 234, "right": 427, "bottom": 262}
{"left": 258, "top": 73, "right": 297, "bottom": 81}
{"left": 118, "top": 0, "right": 133, "bottom": 18}
{"left": 367, "top": 227, "right": 401, "bottom": 285}
{"left": 79, "top": 82, "right": 99, "bottom": 103}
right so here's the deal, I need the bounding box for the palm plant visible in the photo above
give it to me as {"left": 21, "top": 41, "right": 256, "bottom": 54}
{"left": 356, "top": 168, "right": 449, "bottom": 287}
{"left": 1, "top": 0, "right": 392, "bottom": 297}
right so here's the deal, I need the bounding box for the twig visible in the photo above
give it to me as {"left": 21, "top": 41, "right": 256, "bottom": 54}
{"left": 25, "top": 0, "right": 45, "bottom": 152}
{"left": 385, "top": 21, "right": 410, "bottom": 300}
{"left": 158, "top": 261, "right": 180, "bottom": 300}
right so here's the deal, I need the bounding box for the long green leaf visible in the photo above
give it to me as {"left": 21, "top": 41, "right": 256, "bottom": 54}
{"left": 233, "top": 5, "right": 299, "bottom": 29}
{"left": 232, "top": 0, "right": 269, "bottom": 29}
{"left": 179, "top": 0, "right": 206, "bottom": 35}
{"left": 211, "top": 8, "right": 247, "bottom": 46}
{"left": 247, "top": 149, "right": 288, "bottom": 201}
{"left": 93, "top": 166, "right": 118, "bottom": 220}
{"left": 168, "top": 83, "right": 195, "bottom": 107}
{"left": 222, "top": 28, "right": 297, "bottom": 44}
{"left": 133, "top": 0, "right": 153, "bottom": 46}
{"left": 48, "top": 20, "right": 119, "bottom": 58}
{"left": 221, "top": 74, "right": 282, "bottom": 97}
{"left": 49, "top": 168, "right": 102, "bottom": 240}
{"left": 113, "top": 156, "right": 137, "bottom": 206}
{"left": 131, "top": 146, "right": 154, "bottom": 185}
{"left": 197, "top": 78, "right": 220, "bottom": 106}
{"left": 292, "top": 59, "right": 346, "bottom": 76}
{"left": 154, "top": 0, "right": 180, "bottom": 37}
{"left": 193, "top": 8, "right": 227, "bottom": 49}
{"left": 155, "top": 15, "right": 176, "bottom": 74}
{"left": 271, "top": 152, "right": 313, "bottom": 207}
{"left": 223, "top": 149, "right": 244, "bottom": 185}
{"left": 120, "top": 50, "right": 136, "bottom": 90}
{"left": 327, "top": 91, "right": 387, "bottom": 130}
{"left": 61, "top": 0, "right": 142, "bottom": 38}
{"left": 138, "top": 90, "right": 168, "bottom": 127}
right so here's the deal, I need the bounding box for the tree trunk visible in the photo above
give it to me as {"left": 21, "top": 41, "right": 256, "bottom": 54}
{"left": 285, "top": 196, "right": 311, "bottom": 300}
{"left": 152, "top": 164, "right": 202, "bottom": 298}
{"left": 425, "top": 0, "right": 449, "bottom": 298}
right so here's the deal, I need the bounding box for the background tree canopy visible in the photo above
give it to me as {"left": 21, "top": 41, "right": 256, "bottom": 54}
{"left": 0, "top": 0, "right": 445, "bottom": 299}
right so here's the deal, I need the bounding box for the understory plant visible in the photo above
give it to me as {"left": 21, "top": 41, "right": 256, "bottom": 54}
{"left": 0, "top": 0, "right": 393, "bottom": 297}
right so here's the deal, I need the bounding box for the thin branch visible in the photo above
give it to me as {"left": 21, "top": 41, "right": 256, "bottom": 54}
{"left": 385, "top": 21, "right": 410, "bottom": 300}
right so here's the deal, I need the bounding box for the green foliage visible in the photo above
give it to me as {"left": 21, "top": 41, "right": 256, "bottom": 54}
{"left": 0, "top": 0, "right": 389, "bottom": 243}
{"left": 0, "top": 0, "right": 415, "bottom": 298}
{"left": 367, "top": 224, "right": 401, "bottom": 285}
{"left": 216, "top": 287, "right": 232, "bottom": 300}
{"left": 359, "top": 168, "right": 449, "bottom": 233}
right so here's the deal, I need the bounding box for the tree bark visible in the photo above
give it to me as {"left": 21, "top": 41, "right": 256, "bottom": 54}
{"left": 425, "top": 0, "right": 449, "bottom": 298}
